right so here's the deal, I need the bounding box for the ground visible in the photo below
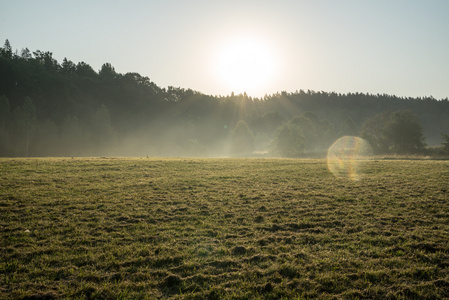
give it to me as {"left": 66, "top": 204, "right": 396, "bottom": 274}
{"left": 1, "top": 157, "right": 448, "bottom": 299}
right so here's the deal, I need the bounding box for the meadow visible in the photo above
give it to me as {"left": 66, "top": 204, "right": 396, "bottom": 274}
{"left": 1, "top": 157, "right": 448, "bottom": 299}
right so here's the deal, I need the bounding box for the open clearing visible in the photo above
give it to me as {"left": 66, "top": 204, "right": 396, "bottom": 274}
{"left": 1, "top": 158, "right": 448, "bottom": 299}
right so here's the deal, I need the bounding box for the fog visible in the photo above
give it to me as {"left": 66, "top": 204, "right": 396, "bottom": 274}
{"left": 2, "top": 90, "right": 448, "bottom": 158}
{"left": 1, "top": 48, "right": 448, "bottom": 157}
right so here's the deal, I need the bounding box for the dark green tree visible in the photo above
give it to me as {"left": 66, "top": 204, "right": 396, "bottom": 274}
{"left": 290, "top": 113, "right": 319, "bottom": 152}
{"left": 2, "top": 39, "right": 12, "bottom": 58}
{"left": 271, "top": 122, "right": 304, "bottom": 157}
{"left": 33, "top": 50, "right": 59, "bottom": 73}
{"left": 251, "top": 111, "right": 285, "bottom": 137}
{"left": 76, "top": 62, "right": 97, "bottom": 78}
{"left": 0, "top": 42, "right": 15, "bottom": 95}
{"left": 61, "top": 58, "right": 76, "bottom": 75}
{"left": 99, "top": 63, "right": 116, "bottom": 80}
{"left": 384, "top": 110, "right": 426, "bottom": 154}
{"left": 361, "top": 112, "right": 391, "bottom": 154}
{"left": 362, "top": 110, "right": 426, "bottom": 154}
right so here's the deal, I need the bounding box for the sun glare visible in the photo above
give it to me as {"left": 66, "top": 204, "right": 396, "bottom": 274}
{"left": 214, "top": 36, "right": 277, "bottom": 96}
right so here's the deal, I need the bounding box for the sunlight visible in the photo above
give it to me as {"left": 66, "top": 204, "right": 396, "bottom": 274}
{"left": 214, "top": 35, "right": 277, "bottom": 96}
{"left": 327, "top": 136, "right": 373, "bottom": 181}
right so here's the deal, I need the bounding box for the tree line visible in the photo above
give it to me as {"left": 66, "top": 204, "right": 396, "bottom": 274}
{"left": 1, "top": 39, "right": 448, "bottom": 157}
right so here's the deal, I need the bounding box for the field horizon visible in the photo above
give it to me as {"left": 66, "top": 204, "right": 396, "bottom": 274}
{"left": 1, "top": 157, "right": 448, "bottom": 299}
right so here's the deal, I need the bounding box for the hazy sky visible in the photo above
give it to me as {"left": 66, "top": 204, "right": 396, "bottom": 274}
{"left": 1, "top": 0, "right": 448, "bottom": 99}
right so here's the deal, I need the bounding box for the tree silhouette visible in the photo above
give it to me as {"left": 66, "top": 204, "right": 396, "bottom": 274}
{"left": 441, "top": 133, "right": 449, "bottom": 155}
{"left": 99, "top": 63, "right": 117, "bottom": 80}
{"left": 61, "top": 58, "right": 76, "bottom": 75}
{"left": 362, "top": 110, "right": 426, "bottom": 154}
{"left": 20, "top": 47, "right": 32, "bottom": 60}
{"left": 361, "top": 112, "right": 391, "bottom": 154}
{"left": 272, "top": 122, "right": 304, "bottom": 157}
{"left": 0, "top": 40, "right": 448, "bottom": 157}
{"left": 290, "top": 113, "right": 320, "bottom": 152}
{"left": 33, "top": 50, "right": 59, "bottom": 73}
{"left": 76, "top": 62, "right": 97, "bottom": 78}
{"left": 2, "top": 39, "right": 12, "bottom": 58}
{"left": 384, "top": 110, "right": 426, "bottom": 154}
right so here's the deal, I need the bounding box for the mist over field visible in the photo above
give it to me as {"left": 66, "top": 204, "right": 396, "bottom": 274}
{"left": 1, "top": 41, "right": 449, "bottom": 158}
{"left": 2, "top": 1, "right": 449, "bottom": 298}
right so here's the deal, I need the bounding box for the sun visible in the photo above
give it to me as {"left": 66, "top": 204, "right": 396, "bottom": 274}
{"left": 214, "top": 36, "right": 277, "bottom": 96}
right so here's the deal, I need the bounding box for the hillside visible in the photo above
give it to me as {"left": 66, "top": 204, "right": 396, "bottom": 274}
{"left": 1, "top": 41, "right": 448, "bottom": 157}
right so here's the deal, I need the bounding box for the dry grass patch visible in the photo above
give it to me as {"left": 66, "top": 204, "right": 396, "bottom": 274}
{"left": 1, "top": 157, "right": 448, "bottom": 299}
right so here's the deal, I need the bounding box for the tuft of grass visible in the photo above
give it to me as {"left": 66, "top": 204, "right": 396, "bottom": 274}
{"left": 1, "top": 157, "right": 448, "bottom": 299}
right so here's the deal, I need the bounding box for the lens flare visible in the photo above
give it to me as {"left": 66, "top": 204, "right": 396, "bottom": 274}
{"left": 327, "top": 136, "right": 373, "bottom": 181}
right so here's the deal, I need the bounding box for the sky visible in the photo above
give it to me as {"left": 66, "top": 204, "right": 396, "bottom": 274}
{"left": 1, "top": 0, "right": 449, "bottom": 99}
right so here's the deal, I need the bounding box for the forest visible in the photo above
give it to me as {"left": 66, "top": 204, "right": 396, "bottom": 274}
{"left": 1, "top": 39, "right": 449, "bottom": 157}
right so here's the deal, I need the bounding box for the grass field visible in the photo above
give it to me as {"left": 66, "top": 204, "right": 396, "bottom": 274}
{"left": 1, "top": 157, "right": 448, "bottom": 299}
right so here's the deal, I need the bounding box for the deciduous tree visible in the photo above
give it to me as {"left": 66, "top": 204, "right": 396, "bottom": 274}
{"left": 361, "top": 110, "right": 426, "bottom": 154}
{"left": 272, "top": 122, "right": 304, "bottom": 157}
{"left": 384, "top": 110, "right": 426, "bottom": 154}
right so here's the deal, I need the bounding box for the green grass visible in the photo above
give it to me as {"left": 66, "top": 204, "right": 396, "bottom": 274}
{"left": 1, "top": 157, "right": 448, "bottom": 299}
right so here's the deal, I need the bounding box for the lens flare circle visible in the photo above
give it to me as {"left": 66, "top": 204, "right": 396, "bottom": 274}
{"left": 327, "top": 136, "right": 373, "bottom": 180}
